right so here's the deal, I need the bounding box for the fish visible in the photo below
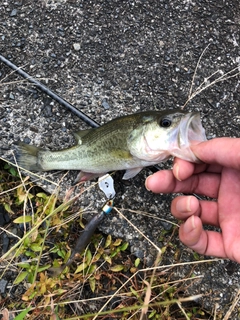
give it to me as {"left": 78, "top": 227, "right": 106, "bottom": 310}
{"left": 16, "top": 109, "right": 206, "bottom": 181}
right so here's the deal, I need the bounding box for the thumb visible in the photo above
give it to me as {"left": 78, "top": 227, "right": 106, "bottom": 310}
{"left": 191, "top": 137, "right": 240, "bottom": 170}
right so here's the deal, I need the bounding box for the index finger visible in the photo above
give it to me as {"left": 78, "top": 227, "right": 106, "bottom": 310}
{"left": 145, "top": 170, "right": 220, "bottom": 198}
{"left": 172, "top": 158, "right": 223, "bottom": 181}
{"left": 191, "top": 137, "right": 240, "bottom": 170}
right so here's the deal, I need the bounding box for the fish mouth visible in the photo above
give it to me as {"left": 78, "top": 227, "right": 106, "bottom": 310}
{"left": 180, "top": 112, "right": 206, "bottom": 145}
{"left": 173, "top": 112, "right": 207, "bottom": 162}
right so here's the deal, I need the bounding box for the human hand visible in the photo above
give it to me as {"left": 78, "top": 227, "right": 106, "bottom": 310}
{"left": 145, "top": 137, "right": 240, "bottom": 262}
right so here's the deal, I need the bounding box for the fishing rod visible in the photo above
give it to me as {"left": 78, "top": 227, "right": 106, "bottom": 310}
{"left": 0, "top": 54, "right": 99, "bottom": 128}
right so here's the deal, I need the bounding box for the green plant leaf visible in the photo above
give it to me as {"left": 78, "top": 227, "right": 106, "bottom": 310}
{"left": 17, "top": 262, "right": 30, "bottom": 269}
{"left": 87, "top": 264, "right": 96, "bottom": 274}
{"left": 38, "top": 264, "right": 51, "bottom": 272}
{"left": 120, "top": 242, "right": 128, "bottom": 251}
{"left": 25, "top": 251, "right": 36, "bottom": 258}
{"left": 110, "top": 264, "right": 124, "bottom": 272}
{"left": 14, "top": 271, "right": 29, "bottom": 284}
{"left": 9, "top": 167, "right": 18, "bottom": 177}
{"left": 149, "top": 309, "right": 156, "bottom": 318}
{"left": 63, "top": 249, "right": 70, "bottom": 261}
{"left": 13, "top": 216, "right": 32, "bottom": 224}
{"left": 193, "top": 252, "right": 200, "bottom": 260}
{"left": 130, "top": 286, "right": 141, "bottom": 299}
{"left": 103, "top": 254, "right": 112, "bottom": 264}
{"left": 36, "top": 192, "right": 48, "bottom": 199}
{"left": 134, "top": 258, "right": 140, "bottom": 267}
{"left": 4, "top": 163, "right": 19, "bottom": 177}
{"left": 30, "top": 244, "right": 43, "bottom": 252}
{"left": 3, "top": 203, "right": 13, "bottom": 214}
{"left": 89, "top": 276, "right": 96, "bottom": 293}
{"left": 113, "top": 238, "right": 122, "bottom": 246}
{"left": 13, "top": 307, "right": 31, "bottom": 320}
{"left": 85, "top": 249, "right": 92, "bottom": 265}
{"left": 75, "top": 262, "right": 88, "bottom": 273}
{"left": 104, "top": 234, "right": 112, "bottom": 248}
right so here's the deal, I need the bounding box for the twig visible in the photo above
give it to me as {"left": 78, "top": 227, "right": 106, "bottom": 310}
{"left": 181, "top": 43, "right": 240, "bottom": 109}
{"left": 223, "top": 289, "right": 240, "bottom": 320}
{"left": 187, "top": 43, "right": 211, "bottom": 103}
{"left": 114, "top": 207, "right": 162, "bottom": 253}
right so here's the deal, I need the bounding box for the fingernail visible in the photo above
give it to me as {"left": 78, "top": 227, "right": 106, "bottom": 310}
{"left": 145, "top": 175, "right": 152, "bottom": 191}
{"left": 173, "top": 163, "right": 181, "bottom": 181}
{"left": 176, "top": 196, "right": 193, "bottom": 213}
{"left": 186, "top": 196, "right": 193, "bottom": 212}
{"left": 183, "top": 215, "right": 196, "bottom": 233}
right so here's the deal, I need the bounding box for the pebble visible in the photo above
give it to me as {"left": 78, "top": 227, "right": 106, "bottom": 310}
{"left": 23, "top": 137, "right": 31, "bottom": 144}
{"left": 160, "top": 221, "right": 173, "bottom": 230}
{"left": 9, "top": 93, "right": 15, "bottom": 100}
{"left": 10, "top": 9, "right": 17, "bottom": 17}
{"left": 2, "top": 233, "right": 10, "bottom": 253}
{"left": 0, "top": 279, "right": 8, "bottom": 294}
{"left": 73, "top": 43, "right": 81, "bottom": 51}
{"left": 101, "top": 98, "right": 110, "bottom": 110}
{"left": 0, "top": 205, "right": 10, "bottom": 226}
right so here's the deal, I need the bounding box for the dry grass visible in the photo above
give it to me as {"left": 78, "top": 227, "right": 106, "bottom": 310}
{"left": 1, "top": 159, "right": 239, "bottom": 319}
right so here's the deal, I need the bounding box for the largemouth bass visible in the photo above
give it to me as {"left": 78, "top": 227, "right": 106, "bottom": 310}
{"left": 16, "top": 109, "right": 206, "bottom": 180}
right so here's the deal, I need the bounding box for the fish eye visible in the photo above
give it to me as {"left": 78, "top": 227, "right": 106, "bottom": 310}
{"left": 159, "top": 118, "right": 172, "bottom": 128}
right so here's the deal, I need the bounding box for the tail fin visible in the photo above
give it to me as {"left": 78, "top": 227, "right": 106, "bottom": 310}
{"left": 16, "top": 142, "right": 43, "bottom": 171}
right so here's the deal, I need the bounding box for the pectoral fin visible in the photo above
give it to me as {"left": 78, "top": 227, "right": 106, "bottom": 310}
{"left": 72, "top": 171, "right": 103, "bottom": 184}
{"left": 123, "top": 167, "right": 143, "bottom": 179}
{"left": 110, "top": 149, "right": 133, "bottom": 160}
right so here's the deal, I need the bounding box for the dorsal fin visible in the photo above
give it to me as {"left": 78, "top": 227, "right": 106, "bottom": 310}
{"left": 73, "top": 129, "right": 93, "bottom": 144}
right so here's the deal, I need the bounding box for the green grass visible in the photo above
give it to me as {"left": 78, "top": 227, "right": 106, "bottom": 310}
{"left": 0, "top": 159, "right": 238, "bottom": 320}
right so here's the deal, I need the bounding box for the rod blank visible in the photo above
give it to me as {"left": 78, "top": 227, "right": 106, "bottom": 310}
{"left": 0, "top": 54, "right": 99, "bottom": 128}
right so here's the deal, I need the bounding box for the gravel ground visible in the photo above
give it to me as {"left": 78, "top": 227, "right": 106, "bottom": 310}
{"left": 1, "top": 0, "right": 240, "bottom": 316}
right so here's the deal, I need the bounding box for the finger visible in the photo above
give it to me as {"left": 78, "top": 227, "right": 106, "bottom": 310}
{"left": 179, "top": 215, "right": 228, "bottom": 259}
{"left": 172, "top": 158, "right": 206, "bottom": 181}
{"left": 145, "top": 170, "right": 221, "bottom": 198}
{"left": 177, "top": 168, "right": 240, "bottom": 263}
{"left": 192, "top": 137, "right": 240, "bottom": 170}
{"left": 171, "top": 196, "right": 220, "bottom": 227}
{"left": 173, "top": 158, "right": 223, "bottom": 181}
{"left": 217, "top": 167, "right": 240, "bottom": 262}
{"left": 145, "top": 170, "right": 175, "bottom": 193}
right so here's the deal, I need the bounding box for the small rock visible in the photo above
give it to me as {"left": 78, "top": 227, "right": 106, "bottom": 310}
{"left": 160, "top": 221, "right": 173, "bottom": 230}
{"left": 0, "top": 279, "right": 8, "bottom": 294}
{"left": 43, "top": 104, "right": 53, "bottom": 117}
{"left": 0, "top": 205, "right": 10, "bottom": 226}
{"left": 23, "top": 137, "right": 31, "bottom": 144}
{"left": 10, "top": 9, "right": 18, "bottom": 17}
{"left": 73, "top": 43, "right": 81, "bottom": 51}
{"left": 101, "top": 99, "right": 110, "bottom": 110}
{"left": 2, "top": 233, "right": 10, "bottom": 253}
{"left": 9, "top": 93, "right": 15, "bottom": 100}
